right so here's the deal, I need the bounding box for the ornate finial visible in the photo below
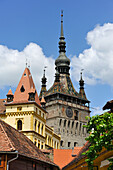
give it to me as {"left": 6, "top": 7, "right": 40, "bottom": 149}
{"left": 61, "top": 10, "right": 63, "bottom": 21}
{"left": 80, "top": 69, "right": 84, "bottom": 80}
{"left": 60, "top": 10, "right": 64, "bottom": 37}
{"left": 43, "top": 66, "right": 47, "bottom": 76}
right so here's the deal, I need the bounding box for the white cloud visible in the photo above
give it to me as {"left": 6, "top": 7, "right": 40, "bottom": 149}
{"left": 1, "top": 23, "right": 113, "bottom": 96}
{"left": 71, "top": 23, "right": 113, "bottom": 86}
{"left": 90, "top": 106, "right": 104, "bottom": 117}
{"left": 0, "top": 43, "right": 55, "bottom": 93}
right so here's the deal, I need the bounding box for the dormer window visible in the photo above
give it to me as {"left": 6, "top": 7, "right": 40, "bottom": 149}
{"left": 20, "top": 85, "right": 25, "bottom": 92}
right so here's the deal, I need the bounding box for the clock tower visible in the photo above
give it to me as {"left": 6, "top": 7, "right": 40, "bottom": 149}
{"left": 39, "top": 12, "right": 90, "bottom": 148}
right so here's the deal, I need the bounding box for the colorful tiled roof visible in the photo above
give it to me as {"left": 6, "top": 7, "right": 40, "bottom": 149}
{"left": 0, "top": 99, "right": 6, "bottom": 114}
{"left": 9, "top": 67, "right": 41, "bottom": 106}
{"left": 79, "top": 88, "right": 87, "bottom": 101}
{"left": 53, "top": 147, "right": 82, "bottom": 169}
{"left": 45, "top": 74, "right": 88, "bottom": 101}
{"left": 0, "top": 119, "right": 59, "bottom": 168}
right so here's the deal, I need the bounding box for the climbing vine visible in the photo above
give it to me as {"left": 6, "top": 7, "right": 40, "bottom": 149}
{"left": 83, "top": 112, "right": 113, "bottom": 170}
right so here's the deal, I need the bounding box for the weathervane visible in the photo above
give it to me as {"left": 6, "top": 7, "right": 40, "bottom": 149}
{"left": 81, "top": 69, "right": 84, "bottom": 76}
{"left": 44, "top": 66, "right": 47, "bottom": 73}
{"left": 26, "top": 58, "right": 28, "bottom": 68}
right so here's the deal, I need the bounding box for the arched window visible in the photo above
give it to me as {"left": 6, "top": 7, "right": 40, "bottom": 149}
{"left": 17, "top": 120, "right": 22, "bottom": 130}
{"left": 41, "top": 124, "right": 43, "bottom": 135}
{"left": 38, "top": 122, "right": 40, "bottom": 134}
{"left": 64, "top": 120, "right": 66, "bottom": 127}
{"left": 76, "top": 122, "right": 78, "bottom": 130}
{"left": 72, "top": 121, "right": 74, "bottom": 128}
{"left": 59, "top": 119, "right": 62, "bottom": 126}
{"left": 34, "top": 120, "right": 37, "bottom": 131}
{"left": 68, "top": 120, "right": 70, "bottom": 127}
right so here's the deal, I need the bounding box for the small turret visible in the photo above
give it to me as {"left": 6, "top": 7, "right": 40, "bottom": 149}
{"left": 40, "top": 96, "right": 46, "bottom": 109}
{"left": 39, "top": 68, "right": 47, "bottom": 100}
{"left": 7, "top": 89, "right": 14, "bottom": 102}
{"left": 79, "top": 72, "right": 87, "bottom": 100}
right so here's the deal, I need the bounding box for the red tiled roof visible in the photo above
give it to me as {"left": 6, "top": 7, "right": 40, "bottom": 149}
{"left": 0, "top": 119, "right": 59, "bottom": 167}
{"left": 0, "top": 99, "right": 6, "bottom": 114}
{"left": 7, "top": 89, "right": 13, "bottom": 95}
{"left": 62, "top": 142, "right": 90, "bottom": 169}
{"left": 11, "top": 67, "right": 41, "bottom": 106}
{"left": 53, "top": 148, "right": 82, "bottom": 169}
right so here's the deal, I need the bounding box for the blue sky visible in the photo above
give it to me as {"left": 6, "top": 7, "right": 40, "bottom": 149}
{"left": 0, "top": 0, "right": 113, "bottom": 115}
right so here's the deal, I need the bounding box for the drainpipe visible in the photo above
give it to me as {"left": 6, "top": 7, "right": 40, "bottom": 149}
{"left": 7, "top": 151, "right": 18, "bottom": 170}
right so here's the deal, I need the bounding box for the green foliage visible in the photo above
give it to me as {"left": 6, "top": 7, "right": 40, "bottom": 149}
{"left": 83, "top": 112, "right": 113, "bottom": 169}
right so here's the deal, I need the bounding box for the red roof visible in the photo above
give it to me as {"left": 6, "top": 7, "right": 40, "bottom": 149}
{"left": 62, "top": 142, "right": 90, "bottom": 170}
{"left": 7, "top": 89, "right": 13, "bottom": 95}
{"left": 53, "top": 148, "right": 82, "bottom": 169}
{"left": 12, "top": 67, "right": 41, "bottom": 106}
{"left": 0, "top": 119, "right": 59, "bottom": 168}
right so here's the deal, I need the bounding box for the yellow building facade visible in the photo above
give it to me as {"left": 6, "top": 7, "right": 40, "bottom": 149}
{"left": 0, "top": 67, "right": 60, "bottom": 150}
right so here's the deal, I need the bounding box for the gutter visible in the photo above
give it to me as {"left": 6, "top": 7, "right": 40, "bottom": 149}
{"left": 6, "top": 151, "right": 18, "bottom": 170}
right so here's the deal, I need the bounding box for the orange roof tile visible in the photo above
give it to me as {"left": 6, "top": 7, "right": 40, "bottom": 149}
{"left": 41, "top": 96, "right": 46, "bottom": 103}
{"left": 7, "top": 89, "right": 13, "bottom": 96}
{"left": 12, "top": 67, "right": 41, "bottom": 106}
{"left": 53, "top": 148, "right": 82, "bottom": 169}
{"left": 62, "top": 142, "right": 90, "bottom": 170}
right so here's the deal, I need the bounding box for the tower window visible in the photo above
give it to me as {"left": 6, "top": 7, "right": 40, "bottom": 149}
{"left": 74, "top": 110, "right": 78, "bottom": 120}
{"left": 59, "top": 119, "right": 62, "bottom": 126}
{"left": 20, "top": 85, "right": 25, "bottom": 92}
{"left": 64, "top": 120, "right": 66, "bottom": 127}
{"left": 68, "top": 142, "right": 71, "bottom": 147}
{"left": 76, "top": 122, "right": 78, "bottom": 130}
{"left": 74, "top": 142, "right": 78, "bottom": 147}
{"left": 17, "top": 107, "right": 22, "bottom": 112}
{"left": 68, "top": 120, "right": 70, "bottom": 127}
{"left": 72, "top": 121, "right": 74, "bottom": 128}
{"left": 17, "top": 120, "right": 22, "bottom": 130}
{"left": 60, "top": 140, "right": 63, "bottom": 147}
{"left": 34, "top": 120, "right": 37, "bottom": 131}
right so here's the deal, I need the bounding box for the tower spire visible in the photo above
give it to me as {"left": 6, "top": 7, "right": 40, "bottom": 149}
{"left": 39, "top": 67, "right": 47, "bottom": 100}
{"left": 42, "top": 67, "right": 47, "bottom": 88}
{"left": 79, "top": 70, "right": 84, "bottom": 89}
{"left": 59, "top": 10, "right": 66, "bottom": 53}
{"left": 79, "top": 70, "right": 87, "bottom": 100}
{"left": 55, "top": 11, "right": 70, "bottom": 75}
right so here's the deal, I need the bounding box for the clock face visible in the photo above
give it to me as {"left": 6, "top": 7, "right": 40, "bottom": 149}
{"left": 66, "top": 107, "right": 73, "bottom": 118}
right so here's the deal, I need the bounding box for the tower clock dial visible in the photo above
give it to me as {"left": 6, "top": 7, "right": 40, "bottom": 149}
{"left": 66, "top": 107, "right": 73, "bottom": 118}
